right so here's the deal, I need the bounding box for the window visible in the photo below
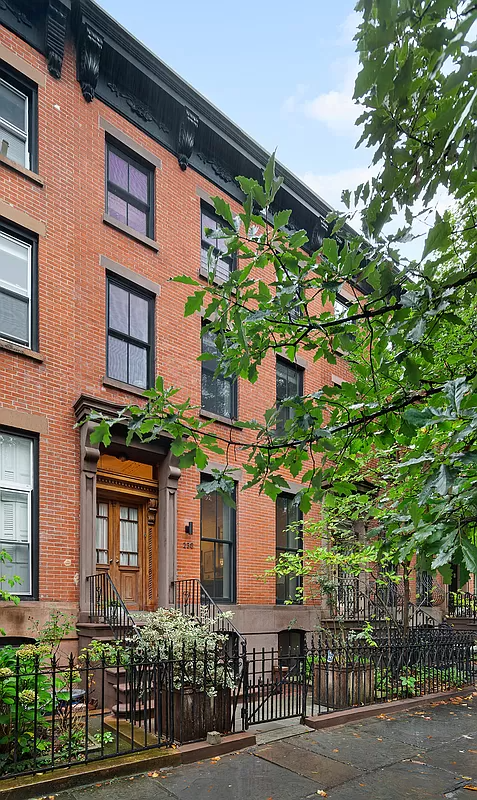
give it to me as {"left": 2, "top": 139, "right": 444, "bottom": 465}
{"left": 200, "top": 476, "right": 236, "bottom": 602}
{"left": 0, "top": 431, "right": 36, "bottom": 597}
{"left": 416, "top": 569, "right": 433, "bottom": 606}
{"left": 201, "top": 324, "right": 237, "bottom": 419}
{"left": 0, "top": 68, "right": 36, "bottom": 170}
{"left": 0, "top": 225, "right": 36, "bottom": 349}
{"left": 276, "top": 358, "right": 303, "bottom": 432}
{"left": 276, "top": 494, "right": 302, "bottom": 604}
{"left": 106, "top": 141, "right": 154, "bottom": 237}
{"left": 278, "top": 629, "right": 305, "bottom": 667}
{"left": 334, "top": 296, "right": 350, "bottom": 319}
{"left": 106, "top": 275, "right": 154, "bottom": 389}
{"left": 201, "top": 206, "right": 235, "bottom": 282}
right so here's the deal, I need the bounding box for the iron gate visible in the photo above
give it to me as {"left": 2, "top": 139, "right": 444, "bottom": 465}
{"left": 241, "top": 649, "right": 309, "bottom": 728}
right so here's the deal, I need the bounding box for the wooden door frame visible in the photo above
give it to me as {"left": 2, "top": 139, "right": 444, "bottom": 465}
{"left": 96, "top": 467, "right": 159, "bottom": 612}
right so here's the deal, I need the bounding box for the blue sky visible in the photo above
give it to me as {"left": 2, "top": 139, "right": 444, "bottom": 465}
{"left": 96, "top": 0, "right": 368, "bottom": 211}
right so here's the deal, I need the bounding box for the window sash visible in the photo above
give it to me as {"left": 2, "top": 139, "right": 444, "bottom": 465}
{"left": 0, "top": 433, "right": 34, "bottom": 596}
{"left": 0, "top": 78, "right": 28, "bottom": 168}
{"left": 276, "top": 494, "right": 303, "bottom": 604}
{"left": 0, "top": 231, "right": 32, "bottom": 347}
{"left": 106, "top": 277, "right": 153, "bottom": 389}
{"left": 106, "top": 144, "right": 152, "bottom": 235}
{"left": 200, "top": 478, "right": 236, "bottom": 602}
{"left": 201, "top": 326, "right": 237, "bottom": 418}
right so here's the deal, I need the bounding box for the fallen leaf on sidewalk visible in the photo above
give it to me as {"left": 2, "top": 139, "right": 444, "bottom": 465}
{"left": 464, "top": 786, "right": 477, "bottom": 791}
{"left": 332, "top": 748, "right": 339, "bottom": 753}
{"left": 468, "top": 750, "right": 477, "bottom": 754}
{"left": 316, "top": 791, "right": 327, "bottom": 797}
{"left": 148, "top": 772, "right": 159, "bottom": 778}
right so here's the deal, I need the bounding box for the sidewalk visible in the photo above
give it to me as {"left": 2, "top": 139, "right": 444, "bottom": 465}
{"left": 50, "top": 690, "right": 476, "bottom": 800}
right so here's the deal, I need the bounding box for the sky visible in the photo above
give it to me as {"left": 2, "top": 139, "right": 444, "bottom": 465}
{"left": 95, "top": 0, "right": 367, "bottom": 213}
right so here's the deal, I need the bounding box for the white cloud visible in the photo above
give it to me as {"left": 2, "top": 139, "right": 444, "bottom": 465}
{"left": 301, "top": 166, "right": 373, "bottom": 212}
{"left": 337, "top": 11, "right": 360, "bottom": 45}
{"left": 281, "top": 83, "right": 307, "bottom": 115}
{"left": 303, "top": 59, "right": 359, "bottom": 136}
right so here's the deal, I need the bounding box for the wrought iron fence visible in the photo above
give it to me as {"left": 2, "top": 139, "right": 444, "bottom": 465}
{"left": 448, "top": 590, "right": 477, "bottom": 621}
{"left": 0, "top": 631, "right": 473, "bottom": 779}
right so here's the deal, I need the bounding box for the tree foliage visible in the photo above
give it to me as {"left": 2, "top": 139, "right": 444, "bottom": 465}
{"left": 89, "top": 0, "right": 477, "bottom": 583}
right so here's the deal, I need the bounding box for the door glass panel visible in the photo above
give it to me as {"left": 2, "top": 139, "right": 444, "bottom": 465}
{"left": 120, "top": 506, "right": 138, "bottom": 566}
{"left": 95, "top": 502, "right": 109, "bottom": 565}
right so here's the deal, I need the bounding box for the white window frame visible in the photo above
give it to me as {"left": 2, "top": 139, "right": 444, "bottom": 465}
{"left": 0, "top": 230, "right": 32, "bottom": 348}
{"left": 0, "top": 433, "right": 33, "bottom": 596}
{"left": 0, "top": 77, "right": 29, "bottom": 169}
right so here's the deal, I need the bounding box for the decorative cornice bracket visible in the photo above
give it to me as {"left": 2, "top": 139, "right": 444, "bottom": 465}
{"left": 177, "top": 107, "right": 199, "bottom": 171}
{"left": 45, "top": 0, "right": 70, "bottom": 79}
{"left": 77, "top": 20, "right": 103, "bottom": 102}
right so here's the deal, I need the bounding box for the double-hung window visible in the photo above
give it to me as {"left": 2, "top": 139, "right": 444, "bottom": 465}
{"left": 334, "top": 296, "right": 350, "bottom": 319}
{"left": 201, "top": 324, "right": 237, "bottom": 419}
{"left": 0, "top": 70, "right": 35, "bottom": 170}
{"left": 0, "top": 431, "right": 36, "bottom": 597}
{"left": 106, "top": 275, "right": 154, "bottom": 389}
{"left": 276, "top": 357, "right": 303, "bottom": 432}
{"left": 106, "top": 141, "right": 154, "bottom": 237}
{"left": 276, "top": 494, "right": 302, "bottom": 604}
{"left": 0, "top": 226, "right": 36, "bottom": 349}
{"left": 201, "top": 206, "right": 234, "bottom": 283}
{"left": 200, "top": 476, "right": 236, "bottom": 602}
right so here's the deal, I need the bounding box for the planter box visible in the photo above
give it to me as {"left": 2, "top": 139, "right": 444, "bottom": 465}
{"left": 314, "top": 663, "right": 375, "bottom": 710}
{"left": 163, "top": 687, "right": 232, "bottom": 744}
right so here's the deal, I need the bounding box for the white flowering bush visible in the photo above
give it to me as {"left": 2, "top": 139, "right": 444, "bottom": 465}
{"left": 134, "top": 606, "right": 237, "bottom": 696}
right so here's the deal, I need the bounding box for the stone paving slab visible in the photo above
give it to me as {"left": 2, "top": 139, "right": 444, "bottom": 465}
{"left": 255, "top": 739, "right": 361, "bottom": 788}
{"left": 326, "top": 759, "right": 470, "bottom": 799}
{"left": 287, "top": 727, "right": 420, "bottom": 770}
{"left": 153, "top": 750, "right": 319, "bottom": 800}
{"left": 348, "top": 704, "right": 476, "bottom": 748}
{"left": 67, "top": 774, "right": 170, "bottom": 800}
{"left": 420, "top": 736, "right": 477, "bottom": 780}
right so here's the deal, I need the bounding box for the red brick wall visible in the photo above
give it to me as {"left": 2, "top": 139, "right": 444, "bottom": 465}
{"left": 0, "top": 29, "right": 353, "bottom": 614}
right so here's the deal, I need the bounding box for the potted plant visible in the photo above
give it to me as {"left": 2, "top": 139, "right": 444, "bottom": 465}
{"left": 311, "top": 622, "right": 376, "bottom": 710}
{"left": 133, "top": 607, "right": 236, "bottom": 742}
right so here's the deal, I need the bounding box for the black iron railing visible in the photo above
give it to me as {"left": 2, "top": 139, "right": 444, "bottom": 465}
{"left": 325, "top": 580, "right": 437, "bottom": 633}
{"left": 448, "top": 590, "right": 477, "bottom": 621}
{"left": 0, "top": 631, "right": 473, "bottom": 778}
{"left": 87, "top": 573, "right": 138, "bottom": 640}
{"left": 173, "top": 579, "right": 245, "bottom": 645}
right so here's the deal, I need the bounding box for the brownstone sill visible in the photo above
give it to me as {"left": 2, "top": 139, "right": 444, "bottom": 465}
{"left": 0, "top": 339, "right": 43, "bottom": 362}
{"left": 0, "top": 153, "right": 44, "bottom": 186}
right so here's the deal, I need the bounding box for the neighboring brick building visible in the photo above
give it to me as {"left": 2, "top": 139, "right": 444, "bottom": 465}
{"left": 0, "top": 1, "right": 459, "bottom": 651}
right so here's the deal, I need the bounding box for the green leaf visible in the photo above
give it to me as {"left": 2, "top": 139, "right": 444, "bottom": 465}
{"left": 422, "top": 216, "right": 452, "bottom": 259}
{"left": 404, "top": 357, "right": 420, "bottom": 385}
{"left": 212, "top": 195, "right": 234, "bottom": 227}
{"left": 322, "top": 238, "right": 338, "bottom": 265}
{"left": 184, "top": 290, "right": 205, "bottom": 317}
{"left": 444, "top": 377, "right": 468, "bottom": 413}
{"left": 461, "top": 538, "right": 477, "bottom": 574}
{"left": 273, "top": 209, "right": 292, "bottom": 230}
{"left": 403, "top": 407, "right": 435, "bottom": 428}
{"left": 263, "top": 151, "right": 277, "bottom": 194}
{"left": 170, "top": 275, "right": 200, "bottom": 286}
{"left": 434, "top": 464, "right": 454, "bottom": 496}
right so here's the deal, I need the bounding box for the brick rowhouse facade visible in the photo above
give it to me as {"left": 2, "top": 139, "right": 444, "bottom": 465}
{"left": 0, "top": 1, "right": 456, "bottom": 650}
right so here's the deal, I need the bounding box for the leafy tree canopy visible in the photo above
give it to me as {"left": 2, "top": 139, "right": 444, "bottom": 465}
{"left": 90, "top": 0, "right": 477, "bottom": 583}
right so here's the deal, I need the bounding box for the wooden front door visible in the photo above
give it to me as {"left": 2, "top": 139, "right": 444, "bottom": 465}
{"left": 96, "top": 498, "right": 146, "bottom": 610}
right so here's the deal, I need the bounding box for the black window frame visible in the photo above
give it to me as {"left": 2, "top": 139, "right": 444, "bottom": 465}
{"left": 0, "top": 62, "right": 38, "bottom": 173}
{"left": 276, "top": 357, "right": 304, "bottom": 432}
{"left": 276, "top": 493, "right": 303, "bottom": 605}
{"left": 200, "top": 475, "right": 236, "bottom": 603}
{"left": 106, "top": 273, "right": 155, "bottom": 390}
{"left": 0, "top": 219, "right": 38, "bottom": 351}
{"left": 105, "top": 138, "right": 155, "bottom": 239}
{"left": 0, "top": 427, "right": 39, "bottom": 601}
{"left": 200, "top": 203, "right": 236, "bottom": 283}
{"left": 201, "top": 321, "right": 238, "bottom": 420}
